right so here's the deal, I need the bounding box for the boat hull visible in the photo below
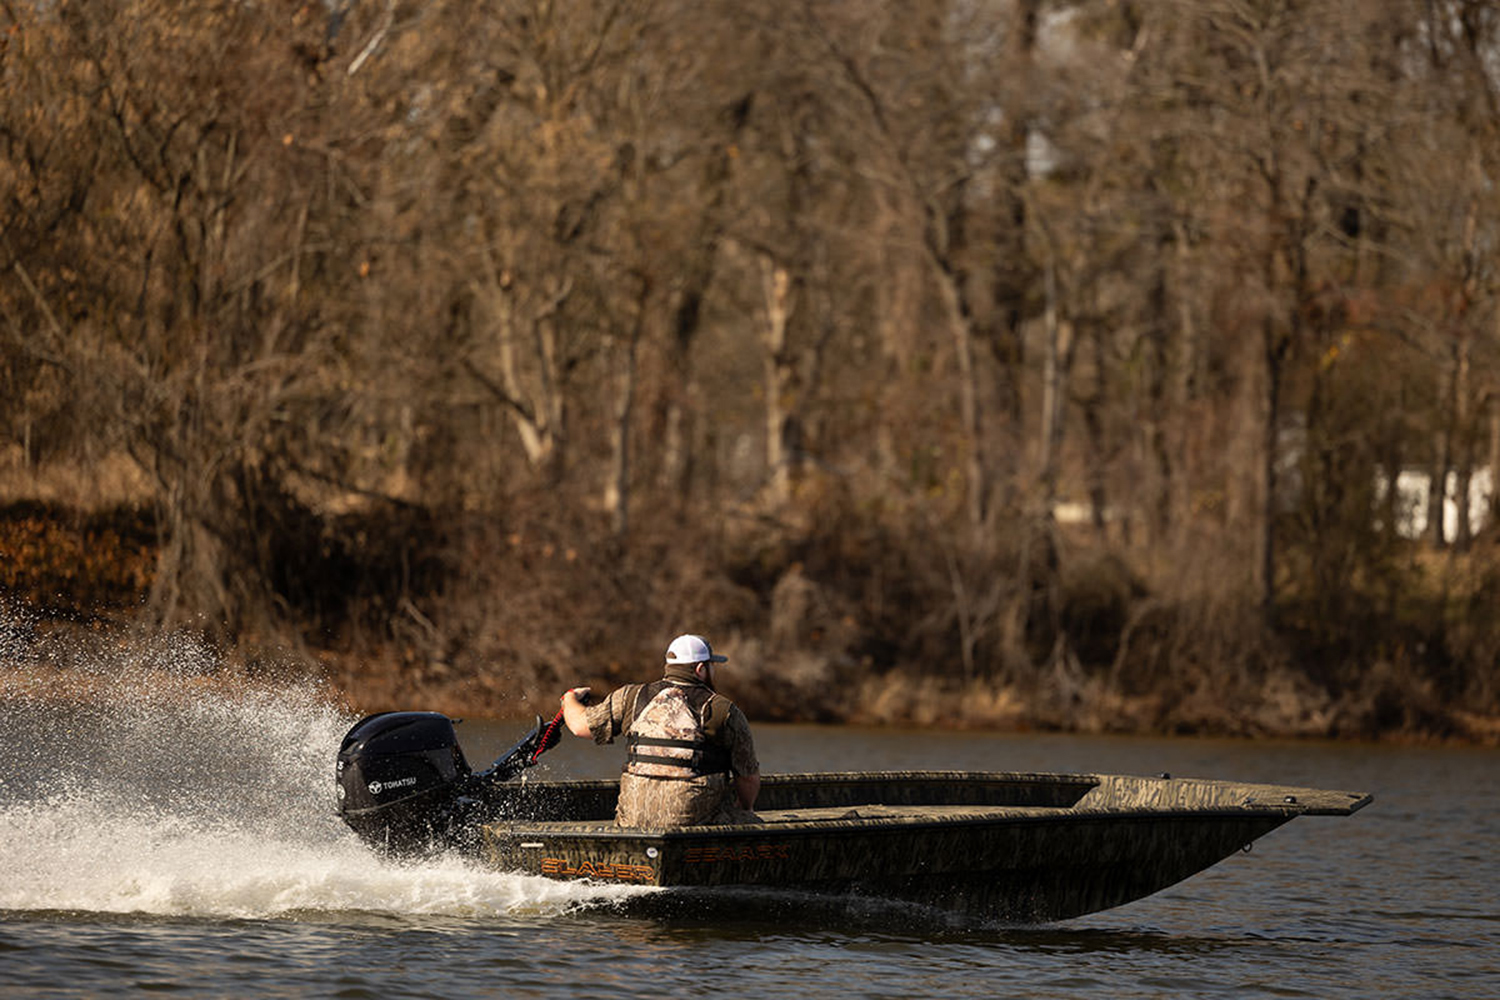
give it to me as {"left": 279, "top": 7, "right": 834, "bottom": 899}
{"left": 477, "top": 771, "right": 1370, "bottom": 923}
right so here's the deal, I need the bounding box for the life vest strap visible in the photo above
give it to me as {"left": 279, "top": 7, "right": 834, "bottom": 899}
{"left": 630, "top": 735, "right": 702, "bottom": 750}
{"left": 626, "top": 733, "right": 731, "bottom": 776}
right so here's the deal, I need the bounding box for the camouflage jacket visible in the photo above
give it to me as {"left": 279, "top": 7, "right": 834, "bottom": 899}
{"left": 584, "top": 674, "right": 759, "bottom": 828}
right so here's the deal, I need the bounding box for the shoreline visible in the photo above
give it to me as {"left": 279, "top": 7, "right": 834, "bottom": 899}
{"left": 6, "top": 659, "right": 1497, "bottom": 749}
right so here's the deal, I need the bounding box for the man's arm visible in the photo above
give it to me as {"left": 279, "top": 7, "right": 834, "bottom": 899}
{"left": 735, "top": 772, "right": 760, "bottom": 811}
{"left": 722, "top": 704, "right": 760, "bottom": 811}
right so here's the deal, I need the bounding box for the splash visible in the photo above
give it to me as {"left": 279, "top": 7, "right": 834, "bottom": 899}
{"left": 0, "top": 608, "right": 646, "bottom": 921}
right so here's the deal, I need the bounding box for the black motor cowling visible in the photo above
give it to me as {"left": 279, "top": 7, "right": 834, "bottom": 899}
{"left": 336, "top": 709, "right": 561, "bottom": 854}
{"left": 336, "top": 711, "right": 473, "bottom": 852}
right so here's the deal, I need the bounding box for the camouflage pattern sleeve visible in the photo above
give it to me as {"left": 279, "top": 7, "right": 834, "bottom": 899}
{"left": 584, "top": 686, "right": 635, "bottom": 745}
{"left": 722, "top": 704, "right": 759, "bottom": 776}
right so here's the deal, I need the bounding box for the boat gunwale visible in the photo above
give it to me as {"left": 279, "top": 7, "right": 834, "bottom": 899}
{"left": 486, "top": 769, "right": 1371, "bottom": 841}
{"left": 485, "top": 807, "right": 1301, "bottom": 844}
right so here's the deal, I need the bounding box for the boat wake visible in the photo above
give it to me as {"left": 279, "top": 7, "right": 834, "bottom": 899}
{"left": 0, "top": 616, "right": 648, "bottom": 922}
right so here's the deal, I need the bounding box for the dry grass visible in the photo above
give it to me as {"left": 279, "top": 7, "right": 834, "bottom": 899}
{"left": 0, "top": 449, "right": 153, "bottom": 508}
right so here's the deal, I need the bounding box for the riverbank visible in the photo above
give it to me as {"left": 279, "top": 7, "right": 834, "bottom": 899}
{"left": 5, "top": 615, "right": 1497, "bottom": 747}
{"left": 316, "top": 652, "right": 1500, "bottom": 747}
{"left": 4, "top": 494, "right": 1499, "bottom": 748}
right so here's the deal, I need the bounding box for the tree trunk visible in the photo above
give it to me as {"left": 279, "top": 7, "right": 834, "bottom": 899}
{"left": 605, "top": 318, "right": 641, "bottom": 538}
{"left": 1489, "top": 394, "right": 1500, "bottom": 530}
{"left": 471, "top": 243, "right": 571, "bottom": 480}
{"left": 1430, "top": 354, "right": 1455, "bottom": 549}
{"left": 1454, "top": 334, "right": 1474, "bottom": 549}
{"left": 1037, "top": 256, "right": 1073, "bottom": 513}
{"left": 940, "top": 270, "right": 987, "bottom": 529}
{"left": 1261, "top": 316, "right": 1287, "bottom": 621}
{"left": 761, "top": 256, "right": 798, "bottom": 507}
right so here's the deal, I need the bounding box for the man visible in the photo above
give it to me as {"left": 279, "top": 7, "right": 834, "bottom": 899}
{"left": 560, "top": 633, "right": 760, "bottom": 827}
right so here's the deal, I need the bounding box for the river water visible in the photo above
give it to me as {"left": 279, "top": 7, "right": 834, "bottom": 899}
{"left": 1, "top": 650, "right": 1496, "bottom": 999}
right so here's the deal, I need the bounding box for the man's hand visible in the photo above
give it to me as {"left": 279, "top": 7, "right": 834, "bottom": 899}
{"left": 560, "top": 687, "right": 595, "bottom": 738}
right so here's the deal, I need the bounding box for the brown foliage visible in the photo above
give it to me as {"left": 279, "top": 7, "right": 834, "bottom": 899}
{"left": 0, "top": 502, "right": 153, "bottom": 617}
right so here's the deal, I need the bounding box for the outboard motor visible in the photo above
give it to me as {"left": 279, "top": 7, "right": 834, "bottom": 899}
{"left": 336, "top": 709, "right": 565, "bottom": 854}
{"left": 336, "top": 711, "right": 474, "bottom": 852}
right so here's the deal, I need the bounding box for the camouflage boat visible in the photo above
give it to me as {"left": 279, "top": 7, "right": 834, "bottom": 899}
{"left": 477, "top": 770, "right": 1370, "bottom": 922}
{"left": 336, "top": 712, "right": 1372, "bottom": 923}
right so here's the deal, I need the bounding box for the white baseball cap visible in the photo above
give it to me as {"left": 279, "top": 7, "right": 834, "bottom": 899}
{"left": 665, "top": 634, "right": 728, "bottom": 665}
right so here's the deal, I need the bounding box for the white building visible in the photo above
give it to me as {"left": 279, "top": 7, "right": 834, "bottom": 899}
{"left": 1382, "top": 467, "right": 1493, "bottom": 540}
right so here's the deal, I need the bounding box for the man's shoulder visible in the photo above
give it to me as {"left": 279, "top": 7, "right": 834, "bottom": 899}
{"left": 709, "top": 694, "right": 751, "bottom": 736}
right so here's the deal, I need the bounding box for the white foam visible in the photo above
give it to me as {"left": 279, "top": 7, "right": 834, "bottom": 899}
{"left": 0, "top": 790, "right": 640, "bottom": 918}
{"left": 0, "top": 614, "right": 648, "bottom": 920}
